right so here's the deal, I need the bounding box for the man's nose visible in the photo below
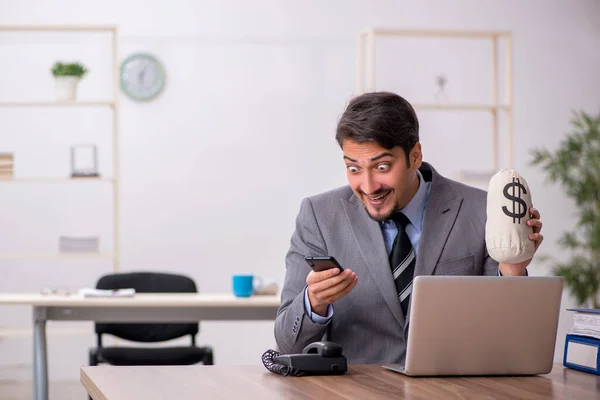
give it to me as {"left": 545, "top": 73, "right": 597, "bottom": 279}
{"left": 361, "top": 172, "right": 379, "bottom": 195}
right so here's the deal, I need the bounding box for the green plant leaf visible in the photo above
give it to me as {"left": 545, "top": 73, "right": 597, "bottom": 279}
{"left": 558, "top": 231, "right": 581, "bottom": 250}
{"left": 530, "top": 109, "right": 600, "bottom": 307}
{"left": 51, "top": 62, "right": 88, "bottom": 78}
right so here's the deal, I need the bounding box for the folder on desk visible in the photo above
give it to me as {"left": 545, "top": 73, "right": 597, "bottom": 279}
{"left": 563, "top": 334, "right": 600, "bottom": 375}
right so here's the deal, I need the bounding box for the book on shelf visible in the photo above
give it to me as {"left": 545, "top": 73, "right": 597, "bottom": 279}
{"left": 0, "top": 154, "right": 14, "bottom": 178}
{"left": 563, "top": 309, "right": 600, "bottom": 375}
{"left": 59, "top": 235, "right": 100, "bottom": 253}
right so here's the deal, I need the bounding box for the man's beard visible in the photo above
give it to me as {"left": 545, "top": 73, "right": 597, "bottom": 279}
{"left": 356, "top": 187, "right": 399, "bottom": 222}
{"left": 363, "top": 202, "right": 400, "bottom": 223}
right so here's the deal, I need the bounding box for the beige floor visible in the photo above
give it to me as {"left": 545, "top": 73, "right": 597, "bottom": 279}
{"left": 0, "top": 381, "right": 86, "bottom": 400}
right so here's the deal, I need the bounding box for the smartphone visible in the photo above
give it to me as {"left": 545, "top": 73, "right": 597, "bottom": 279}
{"left": 304, "top": 256, "right": 345, "bottom": 272}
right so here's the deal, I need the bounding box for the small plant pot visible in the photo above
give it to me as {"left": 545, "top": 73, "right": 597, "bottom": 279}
{"left": 54, "top": 76, "right": 80, "bottom": 101}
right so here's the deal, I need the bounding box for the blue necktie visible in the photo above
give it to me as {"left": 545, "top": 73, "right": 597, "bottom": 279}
{"left": 389, "top": 212, "right": 415, "bottom": 316}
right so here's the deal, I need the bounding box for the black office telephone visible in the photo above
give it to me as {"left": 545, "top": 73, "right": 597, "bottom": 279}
{"left": 262, "top": 341, "right": 348, "bottom": 376}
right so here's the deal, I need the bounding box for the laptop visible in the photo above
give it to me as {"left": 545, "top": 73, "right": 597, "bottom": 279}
{"left": 382, "top": 275, "right": 563, "bottom": 376}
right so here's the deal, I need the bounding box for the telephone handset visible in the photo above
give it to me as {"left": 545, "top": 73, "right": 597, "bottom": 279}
{"left": 262, "top": 341, "right": 348, "bottom": 376}
{"left": 301, "top": 341, "right": 343, "bottom": 357}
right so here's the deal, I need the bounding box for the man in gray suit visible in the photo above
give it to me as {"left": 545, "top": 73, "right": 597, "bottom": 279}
{"left": 274, "top": 92, "right": 544, "bottom": 364}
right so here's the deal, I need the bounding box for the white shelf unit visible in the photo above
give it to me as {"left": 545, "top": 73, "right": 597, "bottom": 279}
{"left": 0, "top": 25, "right": 120, "bottom": 270}
{"left": 356, "top": 28, "right": 513, "bottom": 184}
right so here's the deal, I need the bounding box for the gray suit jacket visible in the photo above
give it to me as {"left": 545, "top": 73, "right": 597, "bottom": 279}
{"left": 274, "top": 162, "right": 499, "bottom": 364}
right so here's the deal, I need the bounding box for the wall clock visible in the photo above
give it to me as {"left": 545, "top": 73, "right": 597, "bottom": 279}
{"left": 120, "top": 53, "right": 166, "bottom": 101}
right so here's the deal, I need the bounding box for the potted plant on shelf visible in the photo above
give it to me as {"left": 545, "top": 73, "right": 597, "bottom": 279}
{"left": 50, "top": 61, "right": 88, "bottom": 101}
{"left": 529, "top": 109, "right": 600, "bottom": 308}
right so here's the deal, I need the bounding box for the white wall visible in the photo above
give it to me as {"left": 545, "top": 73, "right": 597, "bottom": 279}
{"left": 0, "top": 0, "right": 599, "bottom": 383}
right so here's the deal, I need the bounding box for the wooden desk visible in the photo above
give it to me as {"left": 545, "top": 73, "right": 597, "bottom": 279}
{"left": 0, "top": 293, "right": 280, "bottom": 400}
{"left": 80, "top": 364, "right": 600, "bottom": 400}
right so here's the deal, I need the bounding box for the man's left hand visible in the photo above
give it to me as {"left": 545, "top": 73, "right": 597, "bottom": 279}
{"left": 499, "top": 207, "right": 544, "bottom": 276}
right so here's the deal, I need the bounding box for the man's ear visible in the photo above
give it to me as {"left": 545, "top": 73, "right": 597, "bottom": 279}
{"left": 410, "top": 143, "right": 423, "bottom": 169}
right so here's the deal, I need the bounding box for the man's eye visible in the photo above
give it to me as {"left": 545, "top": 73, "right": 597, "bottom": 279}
{"left": 377, "top": 163, "right": 390, "bottom": 171}
{"left": 347, "top": 166, "right": 359, "bottom": 173}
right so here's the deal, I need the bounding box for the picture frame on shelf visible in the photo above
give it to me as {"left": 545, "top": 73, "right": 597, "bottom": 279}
{"left": 71, "top": 144, "right": 99, "bottom": 178}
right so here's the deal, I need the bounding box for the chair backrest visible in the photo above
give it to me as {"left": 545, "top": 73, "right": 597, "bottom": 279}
{"left": 95, "top": 272, "right": 199, "bottom": 343}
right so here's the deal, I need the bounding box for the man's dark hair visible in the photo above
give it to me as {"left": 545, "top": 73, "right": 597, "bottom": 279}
{"left": 335, "top": 91, "right": 419, "bottom": 166}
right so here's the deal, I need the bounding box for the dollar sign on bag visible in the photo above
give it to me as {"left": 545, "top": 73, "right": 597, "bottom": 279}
{"left": 502, "top": 178, "right": 527, "bottom": 223}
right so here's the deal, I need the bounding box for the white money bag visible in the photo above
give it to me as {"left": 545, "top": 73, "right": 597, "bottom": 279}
{"left": 485, "top": 169, "right": 535, "bottom": 264}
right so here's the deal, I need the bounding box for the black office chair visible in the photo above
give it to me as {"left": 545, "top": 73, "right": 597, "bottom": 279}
{"left": 88, "top": 272, "right": 214, "bottom": 367}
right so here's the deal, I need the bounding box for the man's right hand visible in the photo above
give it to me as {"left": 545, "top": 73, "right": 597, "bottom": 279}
{"left": 306, "top": 268, "right": 358, "bottom": 317}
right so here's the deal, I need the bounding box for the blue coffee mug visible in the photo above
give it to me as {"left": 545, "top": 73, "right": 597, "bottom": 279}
{"left": 232, "top": 275, "right": 263, "bottom": 297}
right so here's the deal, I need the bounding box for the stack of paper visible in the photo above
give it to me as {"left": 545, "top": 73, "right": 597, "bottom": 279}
{"left": 78, "top": 288, "right": 136, "bottom": 297}
{"left": 570, "top": 309, "right": 600, "bottom": 340}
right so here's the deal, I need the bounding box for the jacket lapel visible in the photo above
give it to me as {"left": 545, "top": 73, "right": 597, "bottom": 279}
{"left": 404, "top": 164, "right": 463, "bottom": 330}
{"left": 415, "top": 194, "right": 462, "bottom": 277}
{"left": 341, "top": 197, "right": 405, "bottom": 329}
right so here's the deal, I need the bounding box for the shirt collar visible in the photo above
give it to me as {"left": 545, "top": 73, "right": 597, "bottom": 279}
{"left": 380, "top": 169, "right": 428, "bottom": 232}
{"left": 400, "top": 169, "right": 427, "bottom": 232}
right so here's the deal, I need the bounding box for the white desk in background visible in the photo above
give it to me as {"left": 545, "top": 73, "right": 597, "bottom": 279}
{"left": 0, "top": 293, "right": 281, "bottom": 400}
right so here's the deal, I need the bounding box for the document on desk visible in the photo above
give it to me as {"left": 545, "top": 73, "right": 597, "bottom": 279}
{"left": 78, "top": 288, "right": 136, "bottom": 297}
